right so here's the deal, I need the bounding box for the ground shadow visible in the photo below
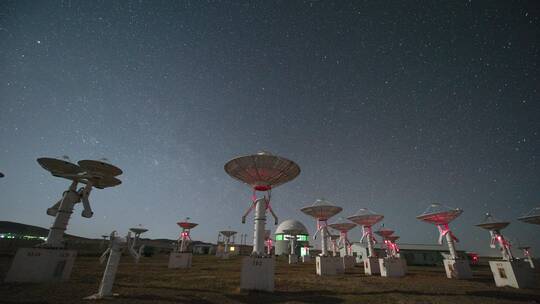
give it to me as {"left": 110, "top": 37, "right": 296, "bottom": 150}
{"left": 466, "top": 290, "right": 540, "bottom": 302}
{"left": 226, "top": 290, "right": 344, "bottom": 304}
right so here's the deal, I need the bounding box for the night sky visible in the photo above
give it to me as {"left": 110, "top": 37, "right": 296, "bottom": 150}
{"left": 1, "top": 1, "right": 538, "bottom": 256}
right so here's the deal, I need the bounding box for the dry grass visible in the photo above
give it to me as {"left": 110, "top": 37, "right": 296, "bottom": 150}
{"left": 0, "top": 255, "right": 539, "bottom": 304}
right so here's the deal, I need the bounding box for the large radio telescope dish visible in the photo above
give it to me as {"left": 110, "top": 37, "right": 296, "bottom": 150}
{"left": 476, "top": 213, "right": 510, "bottom": 231}
{"left": 416, "top": 203, "right": 463, "bottom": 225}
{"left": 37, "top": 157, "right": 122, "bottom": 189}
{"left": 518, "top": 207, "right": 540, "bottom": 225}
{"left": 300, "top": 199, "right": 343, "bottom": 220}
{"left": 347, "top": 208, "right": 384, "bottom": 226}
{"left": 220, "top": 230, "right": 237, "bottom": 237}
{"left": 328, "top": 218, "right": 356, "bottom": 232}
{"left": 178, "top": 221, "right": 198, "bottom": 229}
{"left": 224, "top": 151, "right": 300, "bottom": 191}
{"left": 374, "top": 227, "right": 395, "bottom": 238}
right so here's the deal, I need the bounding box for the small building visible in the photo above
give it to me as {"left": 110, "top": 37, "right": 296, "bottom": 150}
{"left": 274, "top": 219, "right": 310, "bottom": 256}
{"left": 192, "top": 241, "right": 216, "bottom": 255}
{"left": 348, "top": 242, "right": 467, "bottom": 266}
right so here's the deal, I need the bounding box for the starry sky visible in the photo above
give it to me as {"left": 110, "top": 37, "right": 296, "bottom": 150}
{"left": 0, "top": 1, "right": 538, "bottom": 256}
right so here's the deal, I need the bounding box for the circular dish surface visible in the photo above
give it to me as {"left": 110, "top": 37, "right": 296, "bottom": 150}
{"left": 220, "top": 230, "right": 237, "bottom": 237}
{"left": 130, "top": 227, "right": 148, "bottom": 234}
{"left": 37, "top": 157, "right": 82, "bottom": 176}
{"left": 328, "top": 221, "right": 357, "bottom": 232}
{"left": 374, "top": 227, "right": 394, "bottom": 237}
{"left": 518, "top": 207, "right": 540, "bottom": 225}
{"left": 78, "top": 160, "right": 123, "bottom": 177}
{"left": 476, "top": 213, "right": 510, "bottom": 231}
{"left": 416, "top": 203, "right": 463, "bottom": 225}
{"left": 224, "top": 151, "right": 300, "bottom": 191}
{"left": 347, "top": 208, "right": 384, "bottom": 226}
{"left": 300, "top": 199, "right": 343, "bottom": 220}
{"left": 178, "top": 222, "right": 198, "bottom": 229}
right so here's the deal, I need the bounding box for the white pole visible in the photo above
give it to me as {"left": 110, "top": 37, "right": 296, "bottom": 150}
{"left": 445, "top": 232, "right": 457, "bottom": 260}
{"left": 45, "top": 181, "right": 80, "bottom": 247}
{"left": 320, "top": 221, "right": 328, "bottom": 256}
{"left": 98, "top": 238, "right": 122, "bottom": 297}
{"left": 253, "top": 198, "right": 266, "bottom": 255}
{"left": 366, "top": 226, "right": 375, "bottom": 258}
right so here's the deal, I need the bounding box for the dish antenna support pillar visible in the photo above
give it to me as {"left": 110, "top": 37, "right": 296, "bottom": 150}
{"left": 85, "top": 230, "right": 145, "bottom": 299}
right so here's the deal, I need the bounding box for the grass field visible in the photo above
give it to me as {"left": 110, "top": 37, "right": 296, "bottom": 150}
{"left": 0, "top": 255, "right": 539, "bottom": 303}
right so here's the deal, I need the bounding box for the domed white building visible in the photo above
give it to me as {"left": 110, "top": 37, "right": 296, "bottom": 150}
{"left": 274, "top": 219, "right": 310, "bottom": 256}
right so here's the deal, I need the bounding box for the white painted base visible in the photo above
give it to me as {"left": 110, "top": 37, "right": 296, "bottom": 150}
{"left": 443, "top": 259, "right": 472, "bottom": 279}
{"left": 489, "top": 260, "right": 535, "bottom": 289}
{"left": 288, "top": 254, "right": 298, "bottom": 264}
{"left": 240, "top": 256, "right": 275, "bottom": 292}
{"left": 5, "top": 248, "right": 76, "bottom": 282}
{"left": 342, "top": 256, "right": 356, "bottom": 269}
{"left": 363, "top": 257, "right": 381, "bottom": 275}
{"left": 379, "top": 257, "right": 405, "bottom": 277}
{"left": 316, "top": 256, "right": 343, "bottom": 276}
{"left": 302, "top": 255, "right": 311, "bottom": 263}
{"left": 399, "top": 257, "right": 408, "bottom": 274}
{"left": 168, "top": 252, "right": 192, "bottom": 268}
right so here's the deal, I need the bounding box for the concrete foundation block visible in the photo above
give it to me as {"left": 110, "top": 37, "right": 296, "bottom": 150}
{"left": 444, "top": 259, "right": 472, "bottom": 279}
{"left": 363, "top": 257, "right": 381, "bottom": 275}
{"left": 240, "top": 256, "right": 275, "bottom": 292}
{"left": 489, "top": 260, "right": 535, "bottom": 289}
{"left": 379, "top": 257, "right": 405, "bottom": 277}
{"left": 342, "top": 256, "right": 356, "bottom": 269}
{"left": 5, "top": 248, "right": 76, "bottom": 282}
{"left": 288, "top": 254, "right": 298, "bottom": 264}
{"left": 168, "top": 252, "right": 192, "bottom": 269}
{"left": 316, "top": 256, "right": 342, "bottom": 276}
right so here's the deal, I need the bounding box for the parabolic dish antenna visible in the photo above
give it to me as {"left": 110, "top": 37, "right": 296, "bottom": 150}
{"left": 38, "top": 157, "right": 82, "bottom": 177}
{"left": 517, "top": 207, "right": 540, "bottom": 225}
{"left": 78, "top": 160, "right": 123, "bottom": 177}
{"left": 300, "top": 199, "right": 343, "bottom": 220}
{"left": 220, "top": 230, "right": 237, "bottom": 237}
{"left": 224, "top": 151, "right": 300, "bottom": 191}
{"left": 178, "top": 222, "right": 198, "bottom": 229}
{"left": 416, "top": 203, "right": 463, "bottom": 225}
{"left": 476, "top": 213, "right": 510, "bottom": 231}
{"left": 37, "top": 157, "right": 122, "bottom": 188}
{"left": 130, "top": 225, "right": 148, "bottom": 235}
{"left": 328, "top": 219, "right": 356, "bottom": 232}
{"left": 374, "top": 227, "right": 395, "bottom": 238}
{"left": 347, "top": 208, "right": 384, "bottom": 226}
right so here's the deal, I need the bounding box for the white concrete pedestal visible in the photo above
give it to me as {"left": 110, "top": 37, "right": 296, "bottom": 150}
{"left": 379, "top": 257, "right": 405, "bottom": 277}
{"left": 489, "top": 260, "right": 535, "bottom": 289}
{"left": 240, "top": 256, "right": 275, "bottom": 292}
{"left": 5, "top": 248, "right": 77, "bottom": 282}
{"left": 168, "top": 252, "right": 192, "bottom": 269}
{"left": 316, "top": 256, "right": 342, "bottom": 276}
{"left": 363, "top": 257, "right": 381, "bottom": 275}
{"left": 443, "top": 259, "right": 472, "bottom": 279}
{"left": 342, "top": 256, "right": 356, "bottom": 269}
{"left": 288, "top": 254, "right": 298, "bottom": 264}
{"left": 302, "top": 255, "right": 311, "bottom": 262}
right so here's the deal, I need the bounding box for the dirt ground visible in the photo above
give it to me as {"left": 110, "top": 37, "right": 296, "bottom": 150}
{"left": 0, "top": 254, "right": 538, "bottom": 304}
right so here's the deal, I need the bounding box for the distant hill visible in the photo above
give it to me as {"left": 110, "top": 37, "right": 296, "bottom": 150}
{"left": 0, "top": 221, "right": 215, "bottom": 245}
{"left": 0, "top": 221, "right": 90, "bottom": 240}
